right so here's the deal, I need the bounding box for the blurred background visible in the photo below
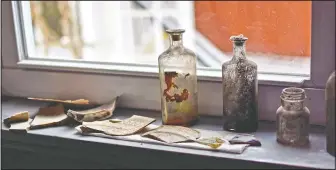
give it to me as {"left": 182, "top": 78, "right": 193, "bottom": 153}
{"left": 28, "top": 1, "right": 311, "bottom": 75}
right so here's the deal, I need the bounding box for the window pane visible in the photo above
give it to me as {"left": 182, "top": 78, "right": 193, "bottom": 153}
{"left": 27, "top": 1, "right": 311, "bottom": 75}
{"left": 195, "top": 1, "right": 311, "bottom": 75}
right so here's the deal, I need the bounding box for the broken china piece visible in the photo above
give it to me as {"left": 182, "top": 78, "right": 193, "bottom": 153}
{"left": 196, "top": 137, "right": 226, "bottom": 149}
{"left": 80, "top": 115, "right": 155, "bottom": 136}
{"left": 28, "top": 97, "right": 90, "bottom": 105}
{"left": 3, "top": 111, "right": 29, "bottom": 126}
{"left": 30, "top": 104, "right": 68, "bottom": 129}
{"left": 67, "top": 97, "right": 118, "bottom": 122}
{"left": 9, "top": 118, "right": 33, "bottom": 132}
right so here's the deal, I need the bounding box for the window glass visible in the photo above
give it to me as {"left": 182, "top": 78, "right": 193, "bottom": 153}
{"left": 27, "top": 1, "right": 311, "bottom": 75}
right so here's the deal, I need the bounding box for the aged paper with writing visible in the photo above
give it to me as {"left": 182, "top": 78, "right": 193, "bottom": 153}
{"left": 80, "top": 115, "right": 155, "bottom": 136}
{"left": 142, "top": 125, "right": 201, "bottom": 143}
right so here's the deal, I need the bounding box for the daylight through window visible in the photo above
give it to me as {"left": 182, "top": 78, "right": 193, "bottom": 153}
{"left": 26, "top": 1, "right": 311, "bottom": 75}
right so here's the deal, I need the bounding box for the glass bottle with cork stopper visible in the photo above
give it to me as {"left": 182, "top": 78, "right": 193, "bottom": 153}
{"left": 158, "top": 29, "right": 198, "bottom": 126}
{"left": 222, "top": 34, "right": 258, "bottom": 132}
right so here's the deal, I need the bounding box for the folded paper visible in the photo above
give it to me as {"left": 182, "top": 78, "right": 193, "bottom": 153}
{"left": 142, "top": 125, "right": 201, "bottom": 143}
{"left": 76, "top": 124, "right": 249, "bottom": 154}
{"left": 80, "top": 115, "right": 155, "bottom": 136}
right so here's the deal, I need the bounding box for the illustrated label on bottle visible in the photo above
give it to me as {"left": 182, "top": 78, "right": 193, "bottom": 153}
{"left": 279, "top": 116, "right": 308, "bottom": 143}
{"left": 163, "top": 71, "right": 190, "bottom": 103}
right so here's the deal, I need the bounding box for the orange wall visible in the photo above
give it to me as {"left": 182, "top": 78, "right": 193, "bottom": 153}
{"left": 195, "top": 1, "right": 311, "bottom": 57}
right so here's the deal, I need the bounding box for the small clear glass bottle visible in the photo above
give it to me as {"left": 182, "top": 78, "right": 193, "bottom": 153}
{"left": 158, "top": 29, "right": 198, "bottom": 126}
{"left": 276, "top": 87, "right": 310, "bottom": 146}
{"left": 326, "top": 71, "right": 335, "bottom": 156}
{"left": 222, "top": 34, "right": 258, "bottom": 132}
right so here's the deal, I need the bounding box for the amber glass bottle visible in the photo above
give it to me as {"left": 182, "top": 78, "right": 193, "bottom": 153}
{"left": 158, "top": 29, "right": 198, "bottom": 126}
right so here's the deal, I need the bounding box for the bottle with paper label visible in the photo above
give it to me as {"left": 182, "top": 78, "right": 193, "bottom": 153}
{"left": 158, "top": 29, "right": 198, "bottom": 126}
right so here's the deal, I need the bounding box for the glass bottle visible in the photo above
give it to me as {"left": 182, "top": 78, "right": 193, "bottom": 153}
{"left": 222, "top": 34, "right": 258, "bottom": 132}
{"left": 158, "top": 29, "right": 198, "bottom": 126}
{"left": 326, "top": 71, "right": 335, "bottom": 156}
{"left": 276, "top": 87, "right": 310, "bottom": 146}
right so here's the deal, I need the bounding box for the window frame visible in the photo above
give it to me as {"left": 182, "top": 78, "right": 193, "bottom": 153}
{"left": 2, "top": 1, "right": 335, "bottom": 126}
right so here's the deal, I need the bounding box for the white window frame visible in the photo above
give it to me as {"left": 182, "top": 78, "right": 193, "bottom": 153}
{"left": 2, "top": 1, "right": 335, "bottom": 126}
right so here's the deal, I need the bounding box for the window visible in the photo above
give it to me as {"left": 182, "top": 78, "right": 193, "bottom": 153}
{"left": 28, "top": 1, "right": 195, "bottom": 65}
{"left": 25, "top": 1, "right": 312, "bottom": 75}
{"left": 2, "top": 1, "right": 335, "bottom": 125}
{"left": 195, "top": 1, "right": 312, "bottom": 75}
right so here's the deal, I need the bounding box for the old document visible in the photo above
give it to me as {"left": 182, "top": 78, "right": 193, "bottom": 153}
{"left": 80, "top": 115, "right": 155, "bottom": 136}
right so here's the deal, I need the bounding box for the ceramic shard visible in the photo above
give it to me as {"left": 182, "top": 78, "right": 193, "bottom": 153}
{"left": 9, "top": 118, "right": 33, "bottom": 132}
{"left": 67, "top": 97, "right": 118, "bottom": 122}
{"left": 196, "top": 137, "right": 226, "bottom": 149}
{"left": 30, "top": 104, "right": 68, "bottom": 129}
{"left": 3, "top": 111, "right": 29, "bottom": 125}
{"left": 142, "top": 125, "right": 201, "bottom": 143}
{"left": 80, "top": 115, "right": 155, "bottom": 136}
{"left": 28, "top": 97, "right": 89, "bottom": 105}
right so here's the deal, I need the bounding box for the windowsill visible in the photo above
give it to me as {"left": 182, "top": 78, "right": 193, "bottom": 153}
{"left": 1, "top": 97, "right": 334, "bottom": 169}
{"left": 16, "top": 59, "right": 309, "bottom": 87}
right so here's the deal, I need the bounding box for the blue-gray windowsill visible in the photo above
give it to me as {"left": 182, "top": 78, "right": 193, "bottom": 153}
{"left": 1, "top": 97, "right": 335, "bottom": 169}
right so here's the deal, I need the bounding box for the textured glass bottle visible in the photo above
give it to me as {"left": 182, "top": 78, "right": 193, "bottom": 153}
{"left": 326, "top": 71, "right": 335, "bottom": 156}
{"left": 158, "top": 29, "right": 198, "bottom": 126}
{"left": 222, "top": 34, "right": 258, "bottom": 132}
{"left": 276, "top": 87, "right": 310, "bottom": 146}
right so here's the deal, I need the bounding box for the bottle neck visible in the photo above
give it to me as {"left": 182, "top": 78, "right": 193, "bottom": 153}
{"left": 232, "top": 42, "right": 246, "bottom": 60}
{"left": 169, "top": 34, "right": 183, "bottom": 48}
{"left": 280, "top": 87, "right": 306, "bottom": 110}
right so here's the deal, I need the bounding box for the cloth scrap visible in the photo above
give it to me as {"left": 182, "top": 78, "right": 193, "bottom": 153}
{"left": 221, "top": 131, "right": 261, "bottom": 146}
{"left": 229, "top": 135, "right": 261, "bottom": 146}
